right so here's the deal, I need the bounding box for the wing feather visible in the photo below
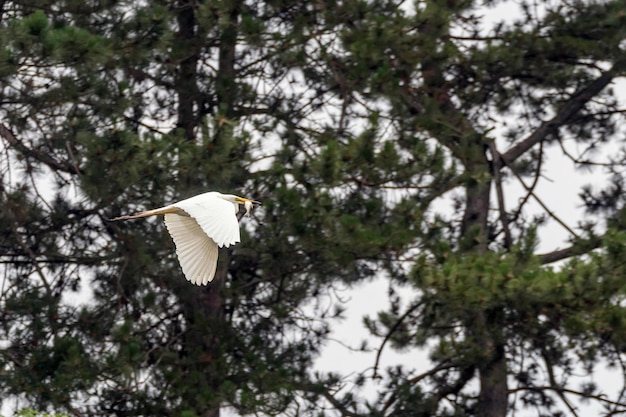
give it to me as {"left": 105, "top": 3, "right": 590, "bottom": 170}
{"left": 164, "top": 213, "right": 219, "bottom": 285}
{"left": 172, "top": 193, "right": 240, "bottom": 248}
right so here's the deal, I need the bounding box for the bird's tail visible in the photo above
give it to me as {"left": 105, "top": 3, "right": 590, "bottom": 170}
{"left": 109, "top": 206, "right": 181, "bottom": 221}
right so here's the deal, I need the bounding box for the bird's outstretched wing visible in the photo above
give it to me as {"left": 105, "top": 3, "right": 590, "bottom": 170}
{"left": 110, "top": 192, "right": 243, "bottom": 285}
{"left": 172, "top": 195, "right": 241, "bottom": 248}
{"left": 164, "top": 213, "right": 219, "bottom": 285}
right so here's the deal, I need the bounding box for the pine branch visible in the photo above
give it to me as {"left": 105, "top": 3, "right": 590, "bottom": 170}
{"left": 5, "top": 199, "right": 53, "bottom": 294}
{"left": 383, "top": 364, "right": 475, "bottom": 416}
{"left": 537, "top": 236, "right": 603, "bottom": 264}
{"left": 372, "top": 301, "right": 423, "bottom": 378}
{"left": 509, "top": 386, "right": 626, "bottom": 410}
{"left": 381, "top": 362, "right": 459, "bottom": 414}
{"left": 500, "top": 68, "right": 617, "bottom": 166}
{"left": 295, "top": 382, "right": 365, "bottom": 417}
{"left": 0, "top": 123, "right": 82, "bottom": 175}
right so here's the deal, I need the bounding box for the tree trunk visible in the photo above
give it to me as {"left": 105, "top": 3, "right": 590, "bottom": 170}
{"left": 175, "top": 0, "right": 199, "bottom": 141}
{"left": 470, "top": 305, "right": 508, "bottom": 417}
{"left": 172, "top": 2, "right": 230, "bottom": 416}
{"left": 463, "top": 153, "right": 508, "bottom": 417}
{"left": 477, "top": 339, "right": 508, "bottom": 417}
{"left": 214, "top": 0, "right": 239, "bottom": 150}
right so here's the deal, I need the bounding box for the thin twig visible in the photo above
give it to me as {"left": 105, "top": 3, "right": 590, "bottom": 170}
{"left": 509, "top": 386, "right": 626, "bottom": 410}
{"left": 295, "top": 381, "right": 365, "bottom": 417}
{"left": 372, "top": 301, "right": 423, "bottom": 378}
{"left": 489, "top": 140, "right": 512, "bottom": 249}
{"left": 505, "top": 157, "right": 580, "bottom": 239}
{"left": 509, "top": 138, "right": 545, "bottom": 226}
{"left": 558, "top": 137, "right": 622, "bottom": 168}
{"left": 542, "top": 350, "right": 580, "bottom": 417}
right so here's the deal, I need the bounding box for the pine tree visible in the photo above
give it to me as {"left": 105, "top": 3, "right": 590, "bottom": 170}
{"left": 0, "top": 1, "right": 346, "bottom": 415}
{"left": 293, "top": 1, "right": 626, "bottom": 416}
{"left": 1, "top": 1, "right": 626, "bottom": 417}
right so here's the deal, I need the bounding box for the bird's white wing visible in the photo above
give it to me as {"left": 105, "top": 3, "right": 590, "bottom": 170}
{"left": 173, "top": 194, "right": 240, "bottom": 248}
{"left": 164, "top": 213, "right": 219, "bottom": 285}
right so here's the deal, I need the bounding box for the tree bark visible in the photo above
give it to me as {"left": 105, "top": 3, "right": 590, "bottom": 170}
{"left": 476, "top": 338, "right": 508, "bottom": 417}
{"left": 214, "top": 0, "right": 239, "bottom": 149}
{"left": 175, "top": 0, "right": 200, "bottom": 141}
{"left": 417, "top": 8, "right": 509, "bottom": 414}
{"left": 463, "top": 175, "right": 508, "bottom": 417}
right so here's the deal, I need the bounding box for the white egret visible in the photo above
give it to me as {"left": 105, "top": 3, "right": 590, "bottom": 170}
{"left": 111, "top": 192, "right": 261, "bottom": 285}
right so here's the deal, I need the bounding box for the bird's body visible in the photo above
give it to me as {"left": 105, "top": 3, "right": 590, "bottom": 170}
{"left": 111, "top": 192, "right": 260, "bottom": 285}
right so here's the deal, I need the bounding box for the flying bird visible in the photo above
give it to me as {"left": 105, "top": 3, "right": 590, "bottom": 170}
{"left": 111, "top": 192, "right": 261, "bottom": 285}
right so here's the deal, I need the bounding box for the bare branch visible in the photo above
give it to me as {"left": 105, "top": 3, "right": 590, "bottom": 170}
{"left": 509, "top": 138, "right": 545, "bottom": 226}
{"left": 558, "top": 137, "right": 623, "bottom": 168}
{"left": 492, "top": 139, "right": 579, "bottom": 239}
{"left": 502, "top": 150, "right": 580, "bottom": 239}
{"left": 542, "top": 350, "right": 580, "bottom": 417}
{"left": 500, "top": 68, "right": 616, "bottom": 166}
{"left": 509, "top": 385, "right": 626, "bottom": 410}
{"left": 0, "top": 253, "right": 114, "bottom": 265}
{"left": 295, "top": 382, "right": 365, "bottom": 417}
{"left": 537, "top": 236, "right": 603, "bottom": 265}
{"left": 489, "top": 140, "right": 512, "bottom": 249}
{"left": 0, "top": 122, "right": 82, "bottom": 175}
{"left": 372, "top": 301, "right": 423, "bottom": 378}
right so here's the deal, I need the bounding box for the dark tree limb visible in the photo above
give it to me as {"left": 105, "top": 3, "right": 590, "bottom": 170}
{"left": 508, "top": 385, "right": 626, "bottom": 410}
{"left": 503, "top": 150, "right": 580, "bottom": 239}
{"left": 500, "top": 68, "right": 616, "bottom": 166}
{"left": 489, "top": 140, "right": 512, "bottom": 250}
{"left": 541, "top": 350, "right": 580, "bottom": 417}
{"left": 372, "top": 301, "right": 423, "bottom": 378}
{"left": 0, "top": 123, "right": 82, "bottom": 175}
{"left": 295, "top": 381, "right": 365, "bottom": 417}
{"left": 537, "top": 236, "right": 603, "bottom": 264}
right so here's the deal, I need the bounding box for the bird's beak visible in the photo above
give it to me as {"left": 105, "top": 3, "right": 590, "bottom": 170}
{"left": 235, "top": 197, "right": 262, "bottom": 206}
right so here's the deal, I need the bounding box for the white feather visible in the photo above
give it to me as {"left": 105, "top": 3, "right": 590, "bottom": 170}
{"left": 164, "top": 213, "right": 219, "bottom": 285}
{"left": 113, "top": 191, "right": 258, "bottom": 286}
{"left": 172, "top": 192, "right": 241, "bottom": 248}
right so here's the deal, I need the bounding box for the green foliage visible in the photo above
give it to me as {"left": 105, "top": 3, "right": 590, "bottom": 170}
{"left": 1, "top": 0, "right": 626, "bottom": 416}
{"left": 411, "top": 231, "right": 626, "bottom": 335}
{"left": 6, "top": 409, "right": 70, "bottom": 417}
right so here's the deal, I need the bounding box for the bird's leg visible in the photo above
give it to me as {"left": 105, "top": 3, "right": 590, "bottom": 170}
{"left": 109, "top": 206, "right": 184, "bottom": 221}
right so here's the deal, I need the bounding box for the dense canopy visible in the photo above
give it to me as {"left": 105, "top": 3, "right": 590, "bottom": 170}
{"left": 1, "top": 1, "right": 626, "bottom": 417}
